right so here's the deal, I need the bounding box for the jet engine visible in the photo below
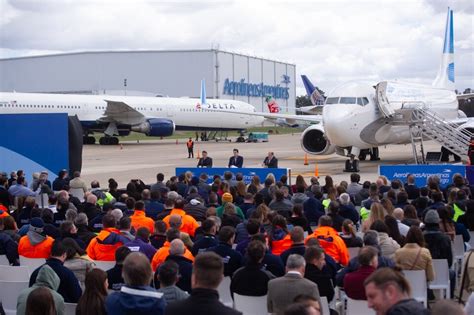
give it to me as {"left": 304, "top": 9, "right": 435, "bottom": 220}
{"left": 131, "top": 118, "right": 175, "bottom": 137}
{"left": 300, "top": 124, "right": 336, "bottom": 155}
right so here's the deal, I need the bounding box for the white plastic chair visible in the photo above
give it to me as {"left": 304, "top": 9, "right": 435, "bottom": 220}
{"left": 0, "top": 254, "right": 10, "bottom": 266}
{"left": 69, "top": 188, "right": 85, "bottom": 202}
{"left": 92, "top": 260, "right": 115, "bottom": 271}
{"left": 429, "top": 259, "right": 450, "bottom": 299}
{"left": 64, "top": 302, "right": 77, "bottom": 315}
{"left": 469, "top": 231, "right": 474, "bottom": 249}
{"left": 402, "top": 270, "right": 427, "bottom": 306}
{"left": 346, "top": 297, "right": 375, "bottom": 315}
{"left": 453, "top": 235, "right": 465, "bottom": 279}
{"left": 0, "top": 265, "right": 30, "bottom": 281}
{"left": 35, "top": 193, "right": 49, "bottom": 208}
{"left": 217, "top": 276, "right": 233, "bottom": 307}
{"left": 0, "top": 280, "right": 29, "bottom": 314}
{"left": 20, "top": 256, "right": 46, "bottom": 273}
{"left": 348, "top": 247, "right": 360, "bottom": 260}
{"left": 320, "top": 296, "right": 330, "bottom": 315}
{"left": 233, "top": 294, "right": 267, "bottom": 315}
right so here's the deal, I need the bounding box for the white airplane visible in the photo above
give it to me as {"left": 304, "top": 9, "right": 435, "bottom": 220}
{"left": 0, "top": 80, "right": 264, "bottom": 144}
{"left": 215, "top": 8, "right": 472, "bottom": 165}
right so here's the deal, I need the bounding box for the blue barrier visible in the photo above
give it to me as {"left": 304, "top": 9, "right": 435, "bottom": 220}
{"left": 466, "top": 166, "right": 474, "bottom": 185}
{"left": 379, "top": 164, "right": 466, "bottom": 188}
{"left": 176, "top": 167, "right": 289, "bottom": 184}
{"left": 0, "top": 113, "right": 69, "bottom": 180}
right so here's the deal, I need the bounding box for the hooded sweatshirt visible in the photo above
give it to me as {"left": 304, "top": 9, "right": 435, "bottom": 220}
{"left": 17, "top": 265, "right": 65, "bottom": 315}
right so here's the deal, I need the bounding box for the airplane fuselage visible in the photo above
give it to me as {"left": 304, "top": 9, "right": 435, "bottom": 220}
{"left": 0, "top": 92, "right": 264, "bottom": 133}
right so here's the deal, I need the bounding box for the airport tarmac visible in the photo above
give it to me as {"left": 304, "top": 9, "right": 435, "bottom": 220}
{"left": 80, "top": 132, "right": 450, "bottom": 187}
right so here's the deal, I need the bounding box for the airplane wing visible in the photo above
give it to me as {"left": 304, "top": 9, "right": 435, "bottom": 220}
{"left": 458, "top": 93, "right": 474, "bottom": 100}
{"left": 209, "top": 107, "right": 323, "bottom": 124}
{"left": 100, "top": 100, "right": 147, "bottom": 125}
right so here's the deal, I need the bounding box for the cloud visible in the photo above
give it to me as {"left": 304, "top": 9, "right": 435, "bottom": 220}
{"left": 0, "top": 0, "right": 472, "bottom": 93}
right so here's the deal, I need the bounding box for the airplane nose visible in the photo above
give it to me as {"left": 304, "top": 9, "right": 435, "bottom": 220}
{"left": 323, "top": 106, "right": 354, "bottom": 146}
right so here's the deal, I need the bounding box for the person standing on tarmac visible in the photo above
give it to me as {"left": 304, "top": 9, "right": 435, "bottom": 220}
{"left": 186, "top": 138, "right": 194, "bottom": 159}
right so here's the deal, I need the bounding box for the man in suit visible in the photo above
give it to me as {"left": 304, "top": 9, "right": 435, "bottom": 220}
{"left": 228, "top": 148, "right": 244, "bottom": 168}
{"left": 263, "top": 152, "right": 278, "bottom": 168}
{"left": 197, "top": 150, "right": 213, "bottom": 168}
{"left": 267, "top": 254, "right": 320, "bottom": 315}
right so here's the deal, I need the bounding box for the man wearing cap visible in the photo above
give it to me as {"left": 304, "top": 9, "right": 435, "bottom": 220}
{"left": 18, "top": 217, "right": 55, "bottom": 258}
{"left": 228, "top": 148, "right": 244, "bottom": 168}
{"left": 197, "top": 150, "right": 213, "bottom": 168}
{"left": 216, "top": 193, "right": 245, "bottom": 219}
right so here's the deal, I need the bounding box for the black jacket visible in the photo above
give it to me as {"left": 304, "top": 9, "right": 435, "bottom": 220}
{"left": 29, "top": 258, "right": 82, "bottom": 303}
{"left": 76, "top": 224, "right": 96, "bottom": 247}
{"left": 207, "top": 243, "right": 243, "bottom": 277}
{"left": 192, "top": 234, "right": 218, "bottom": 256}
{"left": 423, "top": 224, "right": 453, "bottom": 267}
{"left": 166, "top": 254, "right": 193, "bottom": 293}
{"left": 305, "top": 263, "right": 335, "bottom": 302}
{"left": 230, "top": 263, "right": 275, "bottom": 297}
{"left": 0, "top": 232, "right": 19, "bottom": 265}
{"left": 386, "top": 298, "right": 430, "bottom": 315}
{"left": 165, "top": 288, "right": 242, "bottom": 315}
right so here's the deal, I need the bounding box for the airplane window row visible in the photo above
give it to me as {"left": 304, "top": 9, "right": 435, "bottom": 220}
{"left": 0, "top": 104, "right": 81, "bottom": 109}
{"left": 325, "top": 97, "right": 369, "bottom": 106}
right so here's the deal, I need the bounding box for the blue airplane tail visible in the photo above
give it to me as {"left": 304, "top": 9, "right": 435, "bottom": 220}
{"left": 433, "top": 7, "right": 455, "bottom": 90}
{"left": 301, "top": 75, "right": 325, "bottom": 105}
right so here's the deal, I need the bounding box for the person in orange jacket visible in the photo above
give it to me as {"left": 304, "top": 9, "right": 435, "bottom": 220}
{"left": 151, "top": 228, "right": 194, "bottom": 271}
{"left": 0, "top": 204, "right": 9, "bottom": 218}
{"left": 269, "top": 215, "right": 292, "bottom": 256}
{"left": 130, "top": 200, "right": 155, "bottom": 233}
{"left": 163, "top": 199, "right": 199, "bottom": 237}
{"left": 86, "top": 214, "right": 130, "bottom": 261}
{"left": 305, "top": 215, "right": 349, "bottom": 266}
{"left": 186, "top": 137, "right": 194, "bottom": 158}
{"left": 18, "top": 217, "right": 54, "bottom": 258}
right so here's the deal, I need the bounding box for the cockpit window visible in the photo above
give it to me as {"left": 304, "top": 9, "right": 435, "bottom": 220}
{"left": 325, "top": 97, "right": 339, "bottom": 104}
{"left": 362, "top": 97, "right": 369, "bottom": 105}
{"left": 357, "top": 98, "right": 364, "bottom": 105}
{"left": 339, "top": 97, "right": 357, "bottom": 104}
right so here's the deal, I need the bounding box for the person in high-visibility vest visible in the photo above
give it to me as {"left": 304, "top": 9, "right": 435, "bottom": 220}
{"left": 186, "top": 137, "right": 194, "bottom": 158}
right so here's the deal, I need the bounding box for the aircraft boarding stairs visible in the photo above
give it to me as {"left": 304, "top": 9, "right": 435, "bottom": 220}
{"left": 375, "top": 81, "right": 473, "bottom": 164}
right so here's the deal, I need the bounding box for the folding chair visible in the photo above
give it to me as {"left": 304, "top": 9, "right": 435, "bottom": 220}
{"left": 0, "top": 265, "right": 30, "bottom": 281}
{"left": 320, "top": 296, "right": 330, "bottom": 315}
{"left": 233, "top": 294, "right": 268, "bottom": 315}
{"left": 429, "top": 259, "right": 450, "bottom": 299}
{"left": 453, "top": 235, "right": 465, "bottom": 279}
{"left": 64, "top": 303, "right": 77, "bottom": 315}
{"left": 402, "top": 270, "right": 427, "bottom": 306}
{"left": 0, "top": 280, "right": 29, "bottom": 314}
{"left": 0, "top": 255, "right": 10, "bottom": 266}
{"left": 19, "top": 256, "right": 46, "bottom": 273}
{"left": 217, "top": 276, "right": 233, "bottom": 307}
{"left": 92, "top": 260, "right": 115, "bottom": 272}
{"left": 346, "top": 298, "right": 375, "bottom": 315}
{"left": 35, "top": 193, "right": 49, "bottom": 208}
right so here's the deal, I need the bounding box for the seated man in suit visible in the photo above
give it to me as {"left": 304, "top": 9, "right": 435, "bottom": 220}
{"left": 228, "top": 148, "right": 244, "bottom": 168}
{"left": 267, "top": 254, "right": 320, "bottom": 315}
{"left": 197, "top": 151, "right": 213, "bottom": 168}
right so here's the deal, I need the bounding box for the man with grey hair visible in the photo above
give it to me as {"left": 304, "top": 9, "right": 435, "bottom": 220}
{"left": 74, "top": 213, "right": 96, "bottom": 246}
{"left": 335, "top": 230, "right": 396, "bottom": 287}
{"left": 110, "top": 208, "right": 124, "bottom": 224}
{"left": 392, "top": 208, "right": 410, "bottom": 236}
{"left": 267, "top": 254, "right": 320, "bottom": 314}
{"left": 165, "top": 238, "right": 193, "bottom": 293}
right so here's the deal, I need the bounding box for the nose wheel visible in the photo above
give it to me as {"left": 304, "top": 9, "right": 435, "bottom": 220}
{"left": 99, "top": 137, "right": 119, "bottom": 145}
{"left": 344, "top": 156, "right": 360, "bottom": 172}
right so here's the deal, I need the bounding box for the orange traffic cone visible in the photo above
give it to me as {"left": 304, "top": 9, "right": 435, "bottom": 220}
{"left": 196, "top": 147, "right": 201, "bottom": 159}
{"left": 304, "top": 153, "right": 309, "bottom": 165}
{"left": 314, "top": 162, "right": 319, "bottom": 177}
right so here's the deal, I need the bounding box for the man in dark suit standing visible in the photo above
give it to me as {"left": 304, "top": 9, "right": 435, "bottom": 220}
{"left": 263, "top": 152, "right": 278, "bottom": 168}
{"left": 267, "top": 254, "right": 320, "bottom": 314}
{"left": 228, "top": 149, "right": 244, "bottom": 168}
{"left": 197, "top": 151, "right": 213, "bottom": 168}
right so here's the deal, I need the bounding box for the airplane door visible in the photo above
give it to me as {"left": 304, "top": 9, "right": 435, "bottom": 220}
{"left": 165, "top": 104, "right": 173, "bottom": 118}
{"left": 375, "top": 81, "right": 397, "bottom": 117}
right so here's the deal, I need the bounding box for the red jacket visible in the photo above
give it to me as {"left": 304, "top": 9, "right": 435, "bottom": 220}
{"left": 343, "top": 265, "right": 376, "bottom": 300}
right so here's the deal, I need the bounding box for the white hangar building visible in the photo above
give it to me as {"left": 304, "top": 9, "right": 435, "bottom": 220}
{"left": 0, "top": 49, "right": 296, "bottom": 113}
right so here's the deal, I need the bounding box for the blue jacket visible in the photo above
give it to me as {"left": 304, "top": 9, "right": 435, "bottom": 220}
{"left": 29, "top": 258, "right": 82, "bottom": 303}
{"left": 208, "top": 242, "right": 243, "bottom": 277}
{"left": 106, "top": 285, "right": 166, "bottom": 315}
{"left": 166, "top": 255, "right": 193, "bottom": 293}
{"left": 144, "top": 200, "right": 165, "bottom": 220}
{"left": 303, "top": 197, "right": 325, "bottom": 225}
{"left": 0, "top": 232, "right": 19, "bottom": 265}
{"left": 126, "top": 238, "right": 157, "bottom": 261}
{"left": 191, "top": 234, "right": 218, "bottom": 256}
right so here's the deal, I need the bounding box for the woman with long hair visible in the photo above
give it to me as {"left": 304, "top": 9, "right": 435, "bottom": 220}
{"left": 62, "top": 237, "right": 95, "bottom": 289}
{"left": 370, "top": 220, "right": 400, "bottom": 258}
{"left": 381, "top": 198, "right": 395, "bottom": 216}
{"left": 291, "top": 175, "right": 308, "bottom": 193}
{"left": 269, "top": 215, "right": 291, "bottom": 255}
{"left": 250, "top": 175, "right": 263, "bottom": 191}
{"left": 288, "top": 204, "right": 311, "bottom": 232}
{"left": 394, "top": 226, "right": 434, "bottom": 282}
{"left": 384, "top": 215, "right": 406, "bottom": 246}
{"left": 340, "top": 219, "right": 363, "bottom": 248}
{"left": 25, "top": 287, "right": 57, "bottom": 315}
{"left": 362, "top": 202, "right": 387, "bottom": 232}
{"left": 437, "top": 206, "right": 456, "bottom": 241}
{"left": 76, "top": 268, "right": 108, "bottom": 315}
{"left": 402, "top": 205, "right": 421, "bottom": 227}
{"left": 322, "top": 175, "right": 334, "bottom": 194}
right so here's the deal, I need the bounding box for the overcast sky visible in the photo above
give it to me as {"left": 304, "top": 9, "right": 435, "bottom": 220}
{"left": 0, "top": 0, "right": 472, "bottom": 95}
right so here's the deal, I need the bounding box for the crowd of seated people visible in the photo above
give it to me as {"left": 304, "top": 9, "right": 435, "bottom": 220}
{"left": 2, "top": 169, "right": 474, "bottom": 314}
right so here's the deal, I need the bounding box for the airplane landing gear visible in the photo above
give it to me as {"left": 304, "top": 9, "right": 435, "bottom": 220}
{"left": 83, "top": 136, "right": 96, "bottom": 145}
{"left": 344, "top": 155, "right": 360, "bottom": 172}
{"left": 359, "top": 147, "right": 380, "bottom": 161}
{"left": 99, "top": 137, "right": 119, "bottom": 145}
